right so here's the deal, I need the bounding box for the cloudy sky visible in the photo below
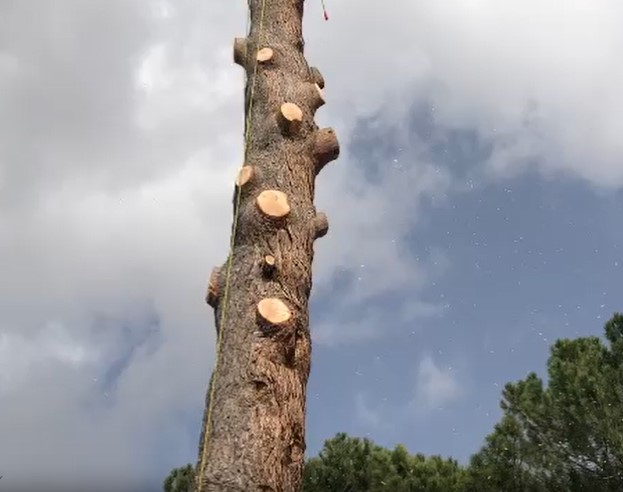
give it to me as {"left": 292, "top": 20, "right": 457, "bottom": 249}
{"left": 1, "top": 0, "right": 622, "bottom": 488}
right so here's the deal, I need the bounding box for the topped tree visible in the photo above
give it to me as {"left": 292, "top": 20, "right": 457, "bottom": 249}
{"left": 196, "top": 0, "right": 339, "bottom": 491}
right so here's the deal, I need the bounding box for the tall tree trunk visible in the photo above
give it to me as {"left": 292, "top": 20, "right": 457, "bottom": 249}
{"left": 196, "top": 0, "right": 339, "bottom": 491}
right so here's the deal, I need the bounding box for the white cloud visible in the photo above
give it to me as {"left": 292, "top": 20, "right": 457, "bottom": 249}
{"left": 353, "top": 355, "right": 463, "bottom": 433}
{"left": 307, "top": 0, "right": 623, "bottom": 188}
{"left": 0, "top": 322, "right": 97, "bottom": 395}
{"left": 354, "top": 393, "right": 384, "bottom": 429}
{"left": 412, "top": 356, "right": 462, "bottom": 412}
{"left": 313, "top": 296, "right": 448, "bottom": 347}
{"left": 0, "top": 0, "right": 622, "bottom": 486}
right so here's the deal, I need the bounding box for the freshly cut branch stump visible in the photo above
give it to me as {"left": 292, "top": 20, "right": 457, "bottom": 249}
{"left": 309, "top": 66, "right": 325, "bottom": 89}
{"left": 236, "top": 165, "right": 255, "bottom": 187}
{"left": 311, "top": 83, "right": 325, "bottom": 110}
{"left": 256, "top": 190, "right": 290, "bottom": 218}
{"left": 313, "top": 128, "right": 340, "bottom": 174}
{"left": 312, "top": 212, "right": 329, "bottom": 239}
{"left": 206, "top": 267, "right": 220, "bottom": 308}
{"left": 257, "top": 298, "right": 292, "bottom": 326}
{"left": 278, "top": 103, "right": 303, "bottom": 134}
{"left": 256, "top": 47, "right": 273, "bottom": 63}
{"left": 233, "top": 38, "right": 247, "bottom": 66}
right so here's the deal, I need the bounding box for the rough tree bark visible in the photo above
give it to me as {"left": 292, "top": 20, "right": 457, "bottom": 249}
{"left": 196, "top": 0, "right": 339, "bottom": 491}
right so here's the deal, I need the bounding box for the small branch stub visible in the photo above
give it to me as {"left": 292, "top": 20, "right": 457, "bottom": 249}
{"left": 313, "top": 128, "right": 340, "bottom": 174}
{"left": 256, "top": 47, "right": 273, "bottom": 63}
{"left": 233, "top": 38, "right": 247, "bottom": 66}
{"left": 278, "top": 103, "right": 303, "bottom": 135}
{"left": 262, "top": 254, "right": 276, "bottom": 277}
{"left": 309, "top": 66, "right": 325, "bottom": 89}
{"left": 257, "top": 298, "right": 292, "bottom": 326}
{"left": 312, "top": 212, "right": 329, "bottom": 239}
{"left": 256, "top": 190, "right": 290, "bottom": 218}
{"left": 206, "top": 267, "right": 220, "bottom": 308}
{"left": 311, "top": 83, "right": 325, "bottom": 110}
{"left": 236, "top": 165, "right": 255, "bottom": 188}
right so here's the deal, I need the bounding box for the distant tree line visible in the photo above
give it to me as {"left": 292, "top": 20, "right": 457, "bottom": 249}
{"left": 165, "top": 313, "right": 623, "bottom": 492}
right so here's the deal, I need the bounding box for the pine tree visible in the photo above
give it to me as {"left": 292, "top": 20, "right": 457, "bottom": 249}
{"left": 196, "top": 0, "right": 339, "bottom": 490}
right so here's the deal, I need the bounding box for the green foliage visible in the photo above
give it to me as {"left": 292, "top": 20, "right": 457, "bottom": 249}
{"left": 469, "top": 313, "right": 623, "bottom": 491}
{"left": 165, "top": 314, "right": 623, "bottom": 492}
{"left": 302, "top": 432, "right": 468, "bottom": 492}
{"left": 163, "top": 464, "right": 194, "bottom": 492}
{"left": 465, "top": 413, "right": 552, "bottom": 492}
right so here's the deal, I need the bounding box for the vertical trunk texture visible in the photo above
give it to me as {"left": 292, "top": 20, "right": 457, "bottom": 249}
{"left": 197, "top": 0, "right": 339, "bottom": 491}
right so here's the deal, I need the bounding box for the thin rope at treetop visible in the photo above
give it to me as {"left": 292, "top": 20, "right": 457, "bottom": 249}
{"left": 320, "top": 0, "right": 329, "bottom": 20}
{"left": 196, "top": 0, "right": 267, "bottom": 488}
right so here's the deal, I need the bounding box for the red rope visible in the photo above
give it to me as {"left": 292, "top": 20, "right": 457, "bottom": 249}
{"left": 320, "top": 0, "right": 329, "bottom": 20}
